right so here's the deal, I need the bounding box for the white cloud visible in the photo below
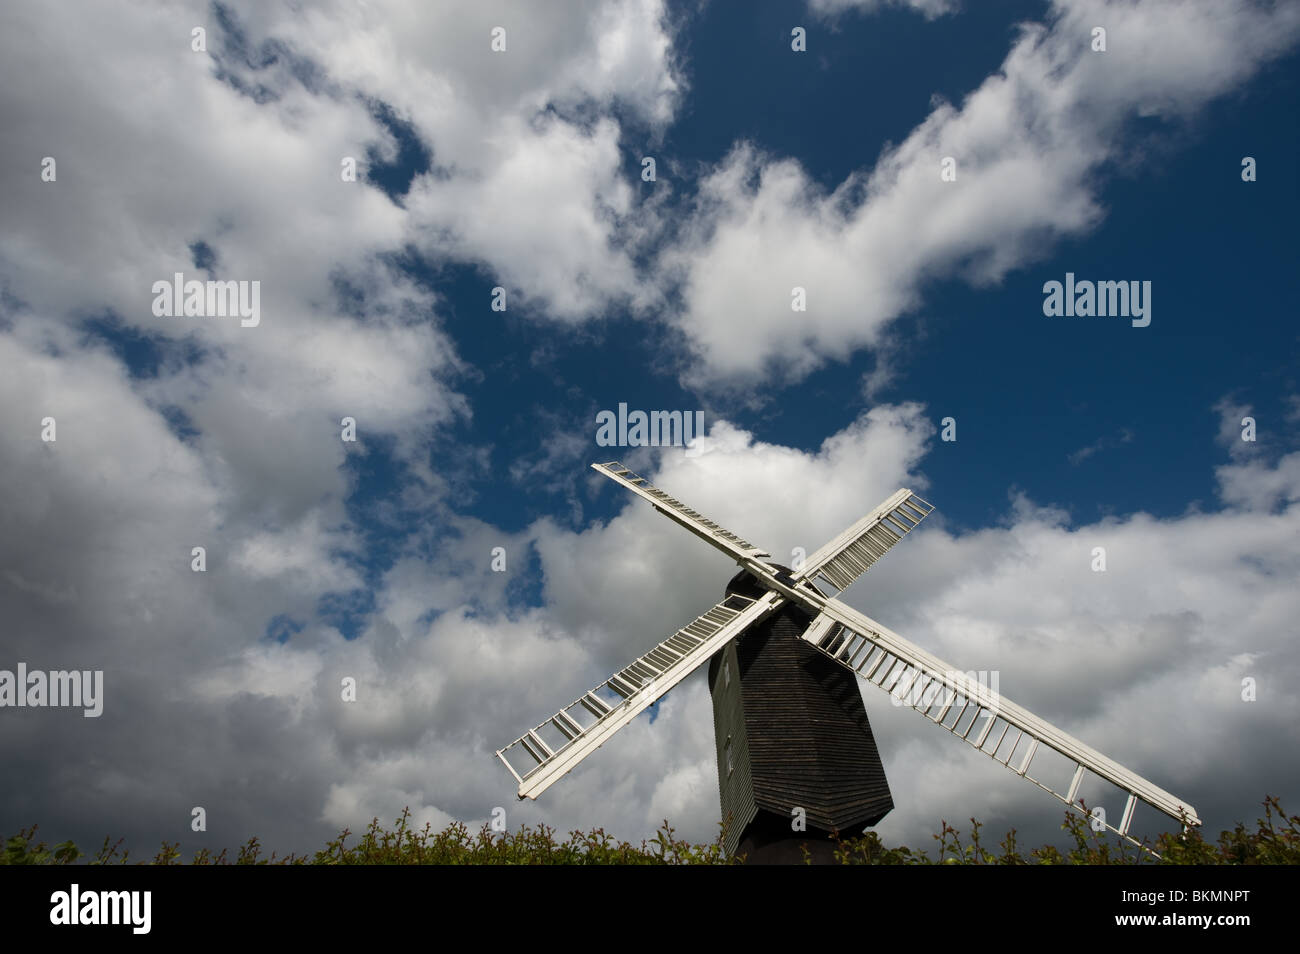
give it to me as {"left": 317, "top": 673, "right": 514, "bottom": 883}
{"left": 1212, "top": 395, "right": 1300, "bottom": 511}
{"left": 263, "top": 0, "right": 682, "bottom": 320}
{"left": 663, "top": 0, "right": 1300, "bottom": 387}
{"left": 404, "top": 114, "right": 653, "bottom": 321}
{"left": 809, "top": 0, "right": 959, "bottom": 20}
{"left": 0, "top": 0, "right": 683, "bottom": 853}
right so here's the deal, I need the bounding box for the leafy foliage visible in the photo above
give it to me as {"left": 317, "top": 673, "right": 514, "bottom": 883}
{"left": 826, "top": 796, "right": 1300, "bottom": 865}
{"left": 4, "top": 796, "right": 1296, "bottom": 865}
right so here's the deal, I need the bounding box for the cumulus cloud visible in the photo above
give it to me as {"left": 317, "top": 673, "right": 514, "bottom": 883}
{"left": 662, "top": 0, "right": 1300, "bottom": 387}
{"left": 262, "top": 0, "right": 683, "bottom": 320}
{"left": 0, "top": 0, "right": 683, "bottom": 851}
{"left": 1212, "top": 396, "right": 1300, "bottom": 512}
{"left": 0, "top": 0, "right": 683, "bottom": 467}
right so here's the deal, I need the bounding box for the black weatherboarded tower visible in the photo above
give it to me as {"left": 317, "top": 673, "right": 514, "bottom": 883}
{"left": 707, "top": 567, "right": 893, "bottom": 863}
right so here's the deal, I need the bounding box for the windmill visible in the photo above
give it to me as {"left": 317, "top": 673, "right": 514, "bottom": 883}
{"left": 496, "top": 461, "right": 1200, "bottom": 860}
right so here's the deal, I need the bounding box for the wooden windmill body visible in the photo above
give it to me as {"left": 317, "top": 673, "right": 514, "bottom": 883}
{"left": 708, "top": 568, "right": 892, "bottom": 861}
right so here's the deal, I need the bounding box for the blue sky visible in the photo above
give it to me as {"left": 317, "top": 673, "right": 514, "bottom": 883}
{"left": 337, "top": 0, "right": 1300, "bottom": 538}
{"left": 2, "top": 0, "right": 1298, "bottom": 858}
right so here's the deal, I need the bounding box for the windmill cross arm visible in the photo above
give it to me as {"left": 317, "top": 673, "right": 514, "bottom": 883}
{"left": 496, "top": 589, "right": 784, "bottom": 800}
{"left": 591, "top": 461, "right": 771, "bottom": 562}
{"left": 795, "top": 489, "right": 934, "bottom": 595}
{"left": 805, "top": 597, "right": 1201, "bottom": 835}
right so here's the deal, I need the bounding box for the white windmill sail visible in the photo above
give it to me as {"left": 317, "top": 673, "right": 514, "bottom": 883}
{"left": 591, "top": 461, "right": 771, "bottom": 562}
{"left": 787, "top": 595, "right": 1202, "bottom": 841}
{"left": 497, "top": 590, "right": 783, "bottom": 799}
{"left": 795, "top": 489, "right": 935, "bottom": 594}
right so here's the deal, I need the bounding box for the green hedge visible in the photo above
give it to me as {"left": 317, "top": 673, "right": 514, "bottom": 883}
{"left": 4, "top": 796, "right": 1296, "bottom": 865}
